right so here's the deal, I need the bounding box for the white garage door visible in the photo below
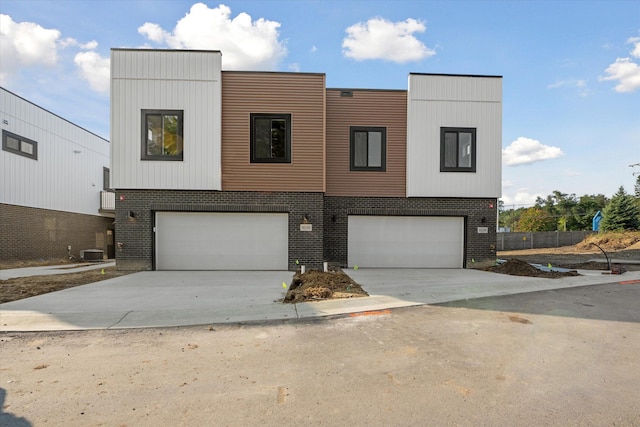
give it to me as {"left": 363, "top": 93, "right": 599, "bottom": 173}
{"left": 348, "top": 216, "right": 464, "bottom": 268}
{"left": 155, "top": 212, "right": 288, "bottom": 270}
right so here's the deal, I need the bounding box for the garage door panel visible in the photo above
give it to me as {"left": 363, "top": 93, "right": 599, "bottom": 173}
{"left": 348, "top": 216, "right": 463, "bottom": 268}
{"left": 156, "top": 212, "right": 288, "bottom": 270}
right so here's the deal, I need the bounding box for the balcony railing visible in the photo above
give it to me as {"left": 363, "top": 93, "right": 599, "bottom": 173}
{"left": 100, "top": 190, "right": 115, "bottom": 211}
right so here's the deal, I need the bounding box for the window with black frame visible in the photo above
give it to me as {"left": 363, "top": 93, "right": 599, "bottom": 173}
{"left": 350, "top": 126, "right": 386, "bottom": 171}
{"left": 250, "top": 113, "right": 291, "bottom": 163}
{"left": 2, "top": 130, "right": 37, "bottom": 160}
{"left": 440, "top": 127, "right": 476, "bottom": 172}
{"left": 141, "top": 110, "right": 183, "bottom": 161}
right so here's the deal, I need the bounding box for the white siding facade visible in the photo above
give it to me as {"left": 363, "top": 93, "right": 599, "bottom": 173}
{"left": 0, "top": 88, "right": 110, "bottom": 215}
{"left": 406, "top": 74, "right": 502, "bottom": 198}
{"left": 110, "top": 49, "right": 222, "bottom": 190}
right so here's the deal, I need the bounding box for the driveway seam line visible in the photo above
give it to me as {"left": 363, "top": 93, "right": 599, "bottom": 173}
{"left": 293, "top": 303, "right": 300, "bottom": 318}
{"left": 108, "top": 311, "right": 133, "bottom": 329}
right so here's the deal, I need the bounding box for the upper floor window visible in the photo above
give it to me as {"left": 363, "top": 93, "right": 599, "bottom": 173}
{"left": 350, "top": 126, "right": 386, "bottom": 171}
{"left": 440, "top": 127, "right": 476, "bottom": 172}
{"left": 250, "top": 113, "right": 291, "bottom": 163}
{"left": 2, "top": 130, "right": 37, "bottom": 160}
{"left": 103, "top": 167, "right": 113, "bottom": 191}
{"left": 141, "top": 110, "right": 183, "bottom": 161}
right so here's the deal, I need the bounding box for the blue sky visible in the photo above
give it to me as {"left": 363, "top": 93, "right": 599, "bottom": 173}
{"left": 1, "top": 0, "right": 639, "bottom": 206}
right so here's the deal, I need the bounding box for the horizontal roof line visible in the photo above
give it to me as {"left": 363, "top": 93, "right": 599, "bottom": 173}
{"left": 1, "top": 87, "right": 109, "bottom": 143}
{"left": 410, "top": 72, "right": 503, "bottom": 78}
{"left": 111, "top": 48, "right": 222, "bottom": 54}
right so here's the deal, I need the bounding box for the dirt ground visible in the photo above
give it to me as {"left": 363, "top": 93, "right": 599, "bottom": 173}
{"left": 0, "top": 264, "right": 132, "bottom": 304}
{"left": 497, "top": 247, "right": 640, "bottom": 272}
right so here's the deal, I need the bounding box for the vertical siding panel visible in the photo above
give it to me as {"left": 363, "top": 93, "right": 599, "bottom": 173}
{"left": 407, "top": 74, "right": 502, "bottom": 198}
{"left": 111, "top": 49, "right": 222, "bottom": 190}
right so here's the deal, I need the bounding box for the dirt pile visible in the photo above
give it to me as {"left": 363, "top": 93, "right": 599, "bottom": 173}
{"left": 576, "top": 231, "right": 640, "bottom": 252}
{"left": 283, "top": 269, "right": 368, "bottom": 303}
{"left": 485, "top": 259, "right": 580, "bottom": 278}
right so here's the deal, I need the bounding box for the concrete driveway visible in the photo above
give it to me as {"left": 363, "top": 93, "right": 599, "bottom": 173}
{"left": 1, "top": 267, "right": 639, "bottom": 332}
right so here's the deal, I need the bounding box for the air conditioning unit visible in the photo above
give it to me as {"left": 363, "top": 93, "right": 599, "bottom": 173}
{"left": 80, "top": 249, "right": 104, "bottom": 261}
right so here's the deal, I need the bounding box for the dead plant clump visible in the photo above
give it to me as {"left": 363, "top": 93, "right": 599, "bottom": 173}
{"left": 283, "top": 269, "right": 368, "bottom": 303}
{"left": 576, "top": 231, "right": 640, "bottom": 252}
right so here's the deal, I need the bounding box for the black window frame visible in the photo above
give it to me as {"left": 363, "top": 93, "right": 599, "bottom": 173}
{"left": 2, "top": 129, "right": 37, "bottom": 160}
{"left": 250, "top": 113, "right": 292, "bottom": 163}
{"left": 349, "top": 126, "right": 387, "bottom": 172}
{"left": 440, "top": 127, "right": 476, "bottom": 172}
{"left": 103, "top": 167, "right": 113, "bottom": 192}
{"left": 141, "top": 109, "right": 184, "bottom": 161}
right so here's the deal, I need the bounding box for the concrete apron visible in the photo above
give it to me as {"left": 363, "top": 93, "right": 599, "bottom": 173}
{"left": 2, "top": 269, "right": 639, "bottom": 332}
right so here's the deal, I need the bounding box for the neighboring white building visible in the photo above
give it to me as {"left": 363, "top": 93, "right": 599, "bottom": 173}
{"left": 0, "top": 87, "right": 115, "bottom": 261}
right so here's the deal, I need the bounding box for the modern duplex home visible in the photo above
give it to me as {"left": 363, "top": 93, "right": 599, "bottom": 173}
{"left": 110, "top": 49, "right": 501, "bottom": 271}
{"left": 0, "top": 87, "right": 115, "bottom": 262}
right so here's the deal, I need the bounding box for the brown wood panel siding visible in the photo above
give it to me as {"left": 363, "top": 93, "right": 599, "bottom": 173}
{"left": 326, "top": 89, "right": 406, "bottom": 197}
{"left": 221, "top": 72, "right": 325, "bottom": 192}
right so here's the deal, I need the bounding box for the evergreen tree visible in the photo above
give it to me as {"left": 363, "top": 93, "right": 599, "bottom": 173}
{"left": 635, "top": 175, "right": 640, "bottom": 211}
{"left": 600, "top": 186, "right": 640, "bottom": 231}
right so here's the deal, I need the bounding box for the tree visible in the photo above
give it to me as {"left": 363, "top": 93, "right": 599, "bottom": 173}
{"left": 599, "top": 186, "right": 640, "bottom": 231}
{"left": 635, "top": 175, "right": 640, "bottom": 211}
{"left": 516, "top": 207, "right": 556, "bottom": 232}
{"left": 498, "top": 205, "right": 526, "bottom": 231}
{"left": 574, "top": 194, "right": 608, "bottom": 230}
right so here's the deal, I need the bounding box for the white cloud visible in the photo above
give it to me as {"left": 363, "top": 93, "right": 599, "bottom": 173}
{"left": 547, "top": 78, "right": 590, "bottom": 96}
{"left": 342, "top": 17, "right": 435, "bottom": 63}
{"left": 288, "top": 63, "right": 300, "bottom": 72}
{"left": 137, "top": 22, "right": 167, "bottom": 44}
{"left": 1, "top": 13, "right": 101, "bottom": 88}
{"left": 74, "top": 51, "right": 110, "bottom": 93}
{"left": 60, "top": 37, "right": 98, "bottom": 50}
{"left": 500, "top": 189, "right": 544, "bottom": 207}
{"left": 503, "top": 137, "right": 564, "bottom": 166}
{"left": 599, "top": 37, "right": 640, "bottom": 93}
{"left": 0, "top": 14, "right": 60, "bottom": 84}
{"left": 138, "top": 3, "right": 287, "bottom": 70}
{"left": 629, "top": 36, "right": 640, "bottom": 58}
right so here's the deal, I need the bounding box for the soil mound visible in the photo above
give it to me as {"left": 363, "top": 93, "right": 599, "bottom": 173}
{"left": 283, "top": 270, "right": 368, "bottom": 303}
{"left": 576, "top": 231, "right": 640, "bottom": 252}
{"left": 485, "top": 259, "right": 579, "bottom": 278}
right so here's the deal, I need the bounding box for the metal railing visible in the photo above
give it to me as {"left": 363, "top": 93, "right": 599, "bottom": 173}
{"left": 100, "top": 190, "right": 115, "bottom": 211}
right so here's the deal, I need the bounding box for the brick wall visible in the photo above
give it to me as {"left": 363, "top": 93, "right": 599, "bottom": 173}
{"left": 0, "top": 203, "right": 113, "bottom": 262}
{"left": 323, "top": 196, "right": 498, "bottom": 267}
{"left": 115, "top": 190, "right": 324, "bottom": 271}
{"left": 113, "top": 191, "right": 497, "bottom": 271}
